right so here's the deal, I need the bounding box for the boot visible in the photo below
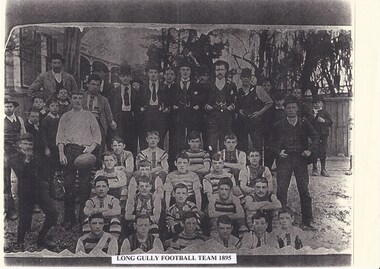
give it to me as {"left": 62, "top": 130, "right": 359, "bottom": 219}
{"left": 321, "top": 168, "right": 330, "bottom": 177}
{"left": 311, "top": 165, "right": 319, "bottom": 176}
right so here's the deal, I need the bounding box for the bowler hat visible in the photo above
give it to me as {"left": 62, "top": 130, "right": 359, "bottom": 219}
{"left": 312, "top": 95, "right": 325, "bottom": 103}
{"left": 284, "top": 96, "right": 299, "bottom": 107}
{"left": 4, "top": 97, "right": 19, "bottom": 107}
{"left": 49, "top": 53, "right": 65, "bottom": 63}
{"left": 145, "top": 62, "right": 162, "bottom": 72}
{"left": 119, "top": 65, "right": 132, "bottom": 75}
{"left": 240, "top": 68, "right": 253, "bottom": 77}
{"left": 177, "top": 60, "right": 192, "bottom": 69}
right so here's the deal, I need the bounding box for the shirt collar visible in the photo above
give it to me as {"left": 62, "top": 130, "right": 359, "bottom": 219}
{"left": 149, "top": 81, "right": 159, "bottom": 88}
{"left": 276, "top": 106, "right": 284, "bottom": 110}
{"left": 287, "top": 116, "right": 298, "bottom": 126}
{"left": 48, "top": 112, "right": 60, "bottom": 119}
{"left": 6, "top": 114, "right": 17, "bottom": 122}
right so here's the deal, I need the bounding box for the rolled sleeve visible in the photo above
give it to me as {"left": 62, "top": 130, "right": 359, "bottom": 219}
{"left": 256, "top": 86, "right": 273, "bottom": 106}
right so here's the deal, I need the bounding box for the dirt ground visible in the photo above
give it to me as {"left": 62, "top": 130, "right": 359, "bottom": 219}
{"left": 3, "top": 157, "right": 352, "bottom": 254}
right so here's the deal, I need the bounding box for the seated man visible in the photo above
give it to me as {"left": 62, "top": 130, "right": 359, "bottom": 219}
{"left": 208, "top": 178, "right": 246, "bottom": 237}
{"left": 76, "top": 212, "right": 118, "bottom": 255}
{"left": 128, "top": 159, "right": 164, "bottom": 200}
{"left": 164, "top": 153, "right": 202, "bottom": 212}
{"left": 241, "top": 211, "right": 277, "bottom": 249}
{"left": 110, "top": 136, "right": 134, "bottom": 177}
{"left": 120, "top": 214, "right": 164, "bottom": 254}
{"left": 239, "top": 149, "right": 275, "bottom": 196}
{"left": 125, "top": 175, "right": 161, "bottom": 236}
{"left": 166, "top": 211, "right": 208, "bottom": 250}
{"left": 273, "top": 207, "right": 305, "bottom": 250}
{"left": 83, "top": 176, "right": 122, "bottom": 239}
{"left": 166, "top": 183, "right": 200, "bottom": 238}
{"left": 218, "top": 133, "right": 246, "bottom": 181}
{"left": 203, "top": 153, "right": 236, "bottom": 201}
{"left": 94, "top": 152, "right": 129, "bottom": 210}
{"left": 184, "top": 130, "right": 211, "bottom": 179}
{"left": 245, "top": 177, "right": 281, "bottom": 232}
{"left": 212, "top": 215, "right": 242, "bottom": 249}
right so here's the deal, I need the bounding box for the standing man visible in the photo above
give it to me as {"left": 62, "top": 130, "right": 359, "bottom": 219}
{"left": 92, "top": 63, "right": 112, "bottom": 100}
{"left": 56, "top": 91, "right": 101, "bottom": 230}
{"left": 270, "top": 96, "right": 319, "bottom": 230}
{"left": 235, "top": 68, "right": 273, "bottom": 152}
{"left": 205, "top": 60, "right": 237, "bottom": 153}
{"left": 4, "top": 98, "right": 26, "bottom": 220}
{"left": 28, "top": 53, "right": 78, "bottom": 101}
{"left": 140, "top": 64, "right": 169, "bottom": 149}
{"left": 83, "top": 74, "right": 116, "bottom": 158}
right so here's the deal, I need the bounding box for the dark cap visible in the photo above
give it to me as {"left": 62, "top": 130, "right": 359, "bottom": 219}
{"left": 240, "top": 68, "right": 252, "bottom": 78}
{"left": 19, "top": 132, "right": 34, "bottom": 141}
{"left": 92, "top": 62, "right": 108, "bottom": 73}
{"left": 197, "top": 65, "right": 209, "bottom": 76}
{"left": 4, "top": 97, "right": 19, "bottom": 107}
{"left": 177, "top": 60, "right": 192, "bottom": 69}
{"left": 284, "top": 96, "right": 299, "bottom": 107}
{"left": 145, "top": 62, "right": 162, "bottom": 72}
{"left": 312, "top": 95, "right": 325, "bottom": 103}
{"left": 49, "top": 53, "right": 65, "bottom": 63}
{"left": 119, "top": 64, "right": 132, "bottom": 75}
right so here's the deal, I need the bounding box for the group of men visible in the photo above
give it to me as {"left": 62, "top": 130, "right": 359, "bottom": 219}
{"left": 4, "top": 52, "right": 333, "bottom": 254}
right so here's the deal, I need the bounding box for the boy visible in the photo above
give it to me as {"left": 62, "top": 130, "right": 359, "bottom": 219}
{"left": 311, "top": 95, "right": 333, "bottom": 177}
{"left": 31, "top": 94, "right": 48, "bottom": 122}
{"left": 76, "top": 212, "right": 118, "bottom": 255}
{"left": 25, "top": 107, "right": 44, "bottom": 158}
{"left": 137, "top": 130, "right": 168, "bottom": 182}
{"left": 291, "top": 88, "right": 313, "bottom": 121}
{"left": 205, "top": 60, "right": 237, "bottom": 153}
{"left": 5, "top": 133, "right": 57, "bottom": 249}
{"left": 218, "top": 133, "right": 246, "bottom": 180}
{"left": 120, "top": 214, "right": 164, "bottom": 254}
{"left": 234, "top": 68, "right": 273, "bottom": 152}
{"left": 128, "top": 159, "right": 164, "bottom": 200}
{"left": 184, "top": 130, "right": 211, "bottom": 179}
{"left": 239, "top": 149, "right": 275, "bottom": 196}
{"left": 41, "top": 98, "right": 61, "bottom": 178}
{"left": 166, "top": 183, "right": 200, "bottom": 238}
{"left": 213, "top": 215, "right": 242, "bottom": 249}
{"left": 83, "top": 176, "right": 122, "bottom": 239}
{"left": 164, "top": 153, "right": 202, "bottom": 211}
{"left": 273, "top": 207, "right": 304, "bottom": 249}
{"left": 110, "top": 136, "right": 134, "bottom": 176}
{"left": 56, "top": 87, "right": 72, "bottom": 116}
{"left": 241, "top": 211, "right": 276, "bottom": 249}
{"left": 94, "top": 152, "right": 129, "bottom": 210}
{"left": 245, "top": 177, "right": 282, "bottom": 231}
{"left": 166, "top": 211, "right": 208, "bottom": 250}
{"left": 208, "top": 178, "right": 245, "bottom": 236}
{"left": 4, "top": 98, "right": 26, "bottom": 220}
{"left": 125, "top": 175, "right": 161, "bottom": 234}
{"left": 203, "top": 153, "right": 236, "bottom": 201}
{"left": 264, "top": 91, "right": 286, "bottom": 169}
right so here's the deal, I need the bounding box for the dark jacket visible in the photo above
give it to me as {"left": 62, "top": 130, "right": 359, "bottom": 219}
{"left": 311, "top": 109, "right": 333, "bottom": 137}
{"left": 109, "top": 85, "right": 141, "bottom": 121}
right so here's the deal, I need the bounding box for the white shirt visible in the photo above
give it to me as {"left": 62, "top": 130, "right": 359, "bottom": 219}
{"left": 53, "top": 71, "right": 62, "bottom": 83}
{"left": 47, "top": 112, "right": 60, "bottom": 119}
{"left": 180, "top": 79, "right": 190, "bottom": 90}
{"left": 287, "top": 116, "right": 298, "bottom": 126}
{"left": 6, "top": 114, "right": 18, "bottom": 123}
{"left": 215, "top": 78, "right": 226, "bottom": 91}
{"left": 121, "top": 85, "right": 132, "bottom": 111}
{"left": 149, "top": 81, "right": 159, "bottom": 105}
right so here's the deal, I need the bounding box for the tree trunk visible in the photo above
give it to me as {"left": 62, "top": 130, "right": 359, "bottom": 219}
{"left": 63, "top": 27, "right": 82, "bottom": 85}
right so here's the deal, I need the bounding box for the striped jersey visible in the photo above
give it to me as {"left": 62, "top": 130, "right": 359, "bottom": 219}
{"left": 75, "top": 232, "right": 118, "bottom": 255}
{"left": 184, "top": 149, "right": 211, "bottom": 166}
{"left": 164, "top": 171, "right": 201, "bottom": 197}
{"left": 203, "top": 171, "right": 236, "bottom": 195}
{"left": 166, "top": 201, "right": 199, "bottom": 234}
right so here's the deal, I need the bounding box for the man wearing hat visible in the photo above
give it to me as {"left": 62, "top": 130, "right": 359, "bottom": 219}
{"left": 205, "top": 60, "right": 237, "bottom": 153}
{"left": 139, "top": 63, "right": 169, "bottom": 149}
{"left": 270, "top": 96, "right": 319, "bottom": 230}
{"left": 28, "top": 53, "right": 78, "bottom": 101}
{"left": 92, "top": 63, "right": 112, "bottom": 100}
{"left": 108, "top": 64, "right": 142, "bottom": 155}
{"left": 196, "top": 65, "right": 211, "bottom": 148}
{"left": 310, "top": 95, "right": 333, "bottom": 177}
{"left": 235, "top": 68, "right": 273, "bottom": 152}
{"left": 4, "top": 98, "right": 26, "bottom": 220}
{"left": 4, "top": 132, "right": 58, "bottom": 249}
{"left": 56, "top": 90, "right": 101, "bottom": 230}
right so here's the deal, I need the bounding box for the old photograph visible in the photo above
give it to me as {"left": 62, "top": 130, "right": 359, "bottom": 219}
{"left": 3, "top": 0, "right": 355, "bottom": 267}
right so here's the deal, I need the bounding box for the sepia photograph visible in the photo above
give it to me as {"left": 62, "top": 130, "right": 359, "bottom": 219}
{"left": 3, "top": 0, "right": 355, "bottom": 267}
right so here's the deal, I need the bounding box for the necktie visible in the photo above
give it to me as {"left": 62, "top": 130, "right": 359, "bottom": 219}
{"left": 140, "top": 242, "right": 148, "bottom": 252}
{"left": 124, "top": 87, "right": 130, "bottom": 106}
{"left": 285, "top": 233, "right": 291, "bottom": 246}
{"left": 256, "top": 237, "right": 261, "bottom": 248}
{"left": 182, "top": 80, "right": 189, "bottom": 91}
{"left": 152, "top": 83, "right": 157, "bottom": 102}
{"left": 223, "top": 239, "right": 229, "bottom": 248}
{"left": 89, "top": 95, "right": 95, "bottom": 111}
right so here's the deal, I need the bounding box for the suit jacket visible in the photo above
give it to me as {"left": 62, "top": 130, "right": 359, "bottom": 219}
{"left": 206, "top": 79, "right": 237, "bottom": 108}
{"left": 140, "top": 81, "right": 169, "bottom": 110}
{"left": 311, "top": 109, "right": 333, "bottom": 136}
{"left": 270, "top": 117, "right": 319, "bottom": 156}
{"left": 82, "top": 91, "right": 113, "bottom": 135}
{"left": 100, "top": 80, "right": 113, "bottom": 100}
{"left": 108, "top": 85, "right": 141, "bottom": 122}
{"left": 28, "top": 70, "right": 78, "bottom": 101}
